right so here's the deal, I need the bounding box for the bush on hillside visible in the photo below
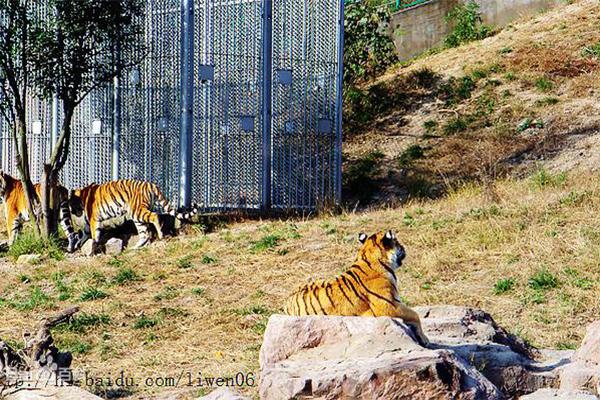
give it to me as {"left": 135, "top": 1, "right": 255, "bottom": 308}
{"left": 344, "top": 2, "right": 398, "bottom": 85}
{"left": 444, "top": 2, "right": 493, "bottom": 48}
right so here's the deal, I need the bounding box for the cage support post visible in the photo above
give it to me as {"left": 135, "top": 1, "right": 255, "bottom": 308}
{"left": 112, "top": 53, "right": 121, "bottom": 181}
{"left": 179, "top": 0, "right": 194, "bottom": 208}
{"left": 335, "top": 0, "right": 345, "bottom": 205}
{"left": 261, "top": 0, "right": 273, "bottom": 210}
{"left": 51, "top": 95, "right": 59, "bottom": 150}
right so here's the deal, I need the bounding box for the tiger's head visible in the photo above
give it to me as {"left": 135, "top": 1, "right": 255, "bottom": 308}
{"left": 357, "top": 230, "right": 406, "bottom": 270}
{"left": 69, "top": 189, "right": 84, "bottom": 217}
{"left": 0, "top": 171, "right": 11, "bottom": 198}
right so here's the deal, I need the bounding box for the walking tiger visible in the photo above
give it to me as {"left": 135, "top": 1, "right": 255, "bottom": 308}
{"left": 0, "top": 171, "right": 78, "bottom": 252}
{"left": 69, "top": 179, "right": 196, "bottom": 252}
{"left": 283, "top": 230, "right": 429, "bottom": 345}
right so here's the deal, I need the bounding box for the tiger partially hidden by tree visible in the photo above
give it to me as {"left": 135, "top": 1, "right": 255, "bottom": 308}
{"left": 283, "top": 230, "right": 429, "bottom": 345}
{"left": 69, "top": 179, "right": 196, "bottom": 252}
{"left": 0, "top": 171, "right": 78, "bottom": 252}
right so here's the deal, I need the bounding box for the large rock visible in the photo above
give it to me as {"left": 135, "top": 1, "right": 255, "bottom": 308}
{"left": 519, "top": 388, "right": 599, "bottom": 399}
{"left": 415, "top": 306, "right": 571, "bottom": 396}
{"left": 260, "top": 306, "right": 580, "bottom": 400}
{"left": 260, "top": 315, "right": 502, "bottom": 400}
{"left": 6, "top": 386, "right": 101, "bottom": 400}
{"left": 559, "top": 321, "right": 600, "bottom": 395}
{"left": 196, "top": 388, "right": 250, "bottom": 400}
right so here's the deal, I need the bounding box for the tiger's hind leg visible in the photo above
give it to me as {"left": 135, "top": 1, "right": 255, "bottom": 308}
{"left": 8, "top": 215, "right": 23, "bottom": 246}
{"left": 132, "top": 221, "right": 151, "bottom": 248}
{"left": 136, "top": 207, "right": 163, "bottom": 240}
{"left": 59, "top": 199, "right": 78, "bottom": 253}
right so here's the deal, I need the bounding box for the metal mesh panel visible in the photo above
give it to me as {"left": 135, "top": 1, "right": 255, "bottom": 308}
{"left": 62, "top": 86, "right": 113, "bottom": 188}
{"left": 192, "top": 0, "right": 264, "bottom": 210}
{"left": 271, "top": 0, "right": 342, "bottom": 209}
{"left": 119, "top": 0, "right": 181, "bottom": 202}
{"left": 1, "top": 0, "right": 343, "bottom": 211}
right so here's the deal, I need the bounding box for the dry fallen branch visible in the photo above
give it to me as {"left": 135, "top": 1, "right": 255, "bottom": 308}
{"left": 0, "top": 306, "right": 79, "bottom": 394}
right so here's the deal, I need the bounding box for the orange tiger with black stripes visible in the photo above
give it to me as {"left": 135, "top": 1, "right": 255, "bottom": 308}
{"left": 0, "top": 171, "right": 78, "bottom": 252}
{"left": 69, "top": 179, "right": 195, "bottom": 252}
{"left": 284, "top": 230, "right": 429, "bottom": 345}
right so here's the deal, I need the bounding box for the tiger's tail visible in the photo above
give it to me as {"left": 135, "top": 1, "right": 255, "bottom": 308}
{"left": 151, "top": 185, "right": 199, "bottom": 221}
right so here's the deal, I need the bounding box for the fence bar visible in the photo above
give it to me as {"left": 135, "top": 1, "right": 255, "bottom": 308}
{"left": 335, "top": 0, "right": 344, "bottom": 204}
{"left": 112, "top": 67, "right": 121, "bottom": 181}
{"left": 261, "top": 0, "right": 273, "bottom": 210}
{"left": 51, "top": 94, "right": 59, "bottom": 150}
{"left": 179, "top": 0, "right": 194, "bottom": 207}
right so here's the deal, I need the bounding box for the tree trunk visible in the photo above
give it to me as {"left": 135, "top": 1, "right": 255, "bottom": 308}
{"left": 15, "top": 117, "right": 40, "bottom": 236}
{"left": 41, "top": 104, "right": 75, "bottom": 240}
{"left": 40, "top": 164, "right": 59, "bottom": 239}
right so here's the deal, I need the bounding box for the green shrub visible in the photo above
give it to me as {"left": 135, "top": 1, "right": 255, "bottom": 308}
{"left": 113, "top": 267, "right": 140, "bottom": 285}
{"left": 581, "top": 42, "right": 600, "bottom": 58}
{"left": 529, "top": 269, "right": 559, "bottom": 291}
{"left": 201, "top": 254, "right": 217, "bottom": 264}
{"left": 79, "top": 287, "right": 108, "bottom": 301}
{"left": 493, "top": 278, "right": 515, "bottom": 294}
{"left": 133, "top": 314, "right": 160, "bottom": 329}
{"left": 534, "top": 76, "right": 553, "bottom": 92}
{"left": 423, "top": 119, "right": 438, "bottom": 134}
{"left": 10, "top": 287, "right": 54, "bottom": 311}
{"left": 344, "top": 2, "right": 398, "bottom": 84}
{"left": 535, "top": 96, "right": 559, "bottom": 106}
{"left": 530, "top": 168, "right": 566, "bottom": 189}
{"left": 443, "top": 116, "right": 469, "bottom": 135}
{"left": 343, "top": 150, "right": 385, "bottom": 202}
{"left": 56, "top": 313, "right": 111, "bottom": 333}
{"left": 7, "top": 231, "right": 64, "bottom": 261}
{"left": 444, "top": 2, "right": 493, "bottom": 48}
{"left": 398, "top": 145, "right": 425, "bottom": 168}
{"left": 250, "top": 234, "right": 281, "bottom": 253}
{"left": 176, "top": 255, "right": 194, "bottom": 269}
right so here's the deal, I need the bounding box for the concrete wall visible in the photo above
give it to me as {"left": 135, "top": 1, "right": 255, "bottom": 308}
{"left": 389, "top": 0, "right": 561, "bottom": 61}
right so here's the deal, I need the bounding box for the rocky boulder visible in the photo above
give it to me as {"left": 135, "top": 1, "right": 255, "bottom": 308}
{"left": 196, "top": 388, "right": 250, "bottom": 400}
{"left": 415, "top": 306, "right": 571, "bottom": 396}
{"left": 559, "top": 321, "right": 600, "bottom": 395}
{"left": 519, "top": 389, "right": 599, "bottom": 399}
{"left": 259, "top": 306, "right": 578, "bottom": 400}
{"left": 260, "top": 314, "right": 502, "bottom": 400}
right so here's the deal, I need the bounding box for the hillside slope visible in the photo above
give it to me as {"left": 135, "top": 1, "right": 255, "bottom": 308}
{"left": 344, "top": 0, "right": 600, "bottom": 205}
{"left": 1, "top": 170, "right": 599, "bottom": 399}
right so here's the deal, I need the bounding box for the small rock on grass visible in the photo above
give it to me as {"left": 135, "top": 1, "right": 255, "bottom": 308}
{"left": 80, "top": 239, "right": 94, "bottom": 257}
{"left": 16, "top": 254, "right": 41, "bottom": 265}
{"left": 196, "top": 388, "right": 249, "bottom": 400}
{"left": 105, "top": 238, "right": 124, "bottom": 255}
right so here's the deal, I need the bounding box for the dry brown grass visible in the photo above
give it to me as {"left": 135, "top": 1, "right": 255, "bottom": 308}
{"left": 344, "top": 0, "right": 600, "bottom": 205}
{"left": 1, "top": 169, "right": 600, "bottom": 398}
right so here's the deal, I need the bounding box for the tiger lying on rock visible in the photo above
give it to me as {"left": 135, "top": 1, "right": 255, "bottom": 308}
{"left": 284, "top": 230, "right": 429, "bottom": 346}
{"left": 69, "top": 179, "right": 197, "bottom": 253}
{"left": 0, "top": 171, "right": 78, "bottom": 252}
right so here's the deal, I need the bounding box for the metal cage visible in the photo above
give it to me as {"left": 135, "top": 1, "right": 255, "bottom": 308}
{"left": 0, "top": 0, "right": 344, "bottom": 211}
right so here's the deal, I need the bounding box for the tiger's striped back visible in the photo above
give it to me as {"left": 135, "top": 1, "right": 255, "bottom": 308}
{"left": 70, "top": 180, "right": 173, "bottom": 223}
{"left": 283, "top": 231, "right": 405, "bottom": 317}
{"left": 69, "top": 179, "right": 195, "bottom": 250}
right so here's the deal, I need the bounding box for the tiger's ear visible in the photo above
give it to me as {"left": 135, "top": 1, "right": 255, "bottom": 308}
{"left": 358, "top": 232, "right": 368, "bottom": 244}
{"left": 385, "top": 230, "right": 395, "bottom": 240}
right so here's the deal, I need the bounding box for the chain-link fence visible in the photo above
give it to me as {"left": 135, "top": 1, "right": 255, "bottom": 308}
{"left": 0, "top": 0, "right": 343, "bottom": 211}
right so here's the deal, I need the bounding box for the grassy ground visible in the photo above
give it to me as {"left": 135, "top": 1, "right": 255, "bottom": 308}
{"left": 1, "top": 169, "right": 599, "bottom": 398}
{"left": 343, "top": 0, "right": 600, "bottom": 205}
